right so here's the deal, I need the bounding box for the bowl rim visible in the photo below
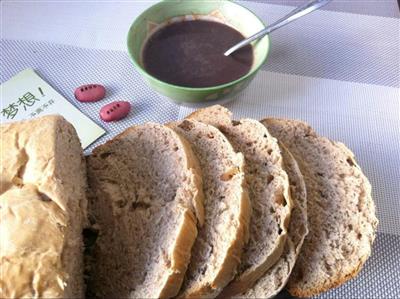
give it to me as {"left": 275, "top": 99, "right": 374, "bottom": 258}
{"left": 126, "top": 0, "right": 269, "bottom": 91}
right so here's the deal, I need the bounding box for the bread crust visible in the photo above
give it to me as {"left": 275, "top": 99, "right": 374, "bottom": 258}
{"left": 288, "top": 260, "right": 367, "bottom": 298}
{"left": 159, "top": 210, "right": 199, "bottom": 299}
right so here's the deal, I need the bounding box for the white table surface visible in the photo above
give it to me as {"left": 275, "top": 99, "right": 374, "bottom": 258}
{"left": 1, "top": 1, "right": 399, "bottom": 298}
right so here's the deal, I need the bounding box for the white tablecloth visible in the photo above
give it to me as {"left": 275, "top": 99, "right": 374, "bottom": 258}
{"left": 1, "top": 1, "right": 399, "bottom": 298}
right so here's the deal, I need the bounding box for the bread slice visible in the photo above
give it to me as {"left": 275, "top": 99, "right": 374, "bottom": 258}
{"left": 0, "top": 115, "right": 87, "bottom": 298}
{"left": 261, "top": 118, "right": 379, "bottom": 297}
{"left": 168, "top": 119, "right": 251, "bottom": 298}
{"left": 187, "top": 106, "right": 292, "bottom": 297}
{"left": 86, "top": 123, "right": 204, "bottom": 299}
{"left": 239, "top": 143, "right": 308, "bottom": 298}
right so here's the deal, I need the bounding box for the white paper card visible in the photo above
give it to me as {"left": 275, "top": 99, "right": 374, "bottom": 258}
{"left": 1, "top": 69, "right": 105, "bottom": 148}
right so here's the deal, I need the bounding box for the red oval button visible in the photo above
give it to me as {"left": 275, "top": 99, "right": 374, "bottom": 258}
{"left": 74, "top": 84, "right": 106, "bottom": 102}
{"left": 100, "top": 101, "right": 131, "bottom": 122}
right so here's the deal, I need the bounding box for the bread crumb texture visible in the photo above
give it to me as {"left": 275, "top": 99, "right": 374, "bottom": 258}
{"left": 86, "top": 123, "right": 204, "bottom": 299}
{"left": 262, "top": 118, "right": 378, "bottom": 298}
{"left": 170, "top": 119, "right": 251, "bottom": 298}
{"left": 239, "top": 143, "right": 308, "bottom": 299}
{"left": 188, "top": 106, "right": 293, "bottom": 297}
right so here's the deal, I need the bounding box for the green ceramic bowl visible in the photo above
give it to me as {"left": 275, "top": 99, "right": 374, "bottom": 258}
{"left": 127, "top": 0, "right": 269, "bottom": 104}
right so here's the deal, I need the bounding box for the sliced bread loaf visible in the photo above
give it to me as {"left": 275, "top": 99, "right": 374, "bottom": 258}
{"left": 0, "top": 116, "right": 87, "bottom": 298}
{"left": 86, "top": 123, "right": 204, "bottom": 299}
{"left": 239, "top": 143, "right": 308, "bottom": 298}
{"left": 261, "top": 118, "right": 378, "bottom": 297}
{"left": 187, "top": 106, "right": 292, "bottom": 297}
{"left": 168, "top": 119, "right": 251, "bottom": 298}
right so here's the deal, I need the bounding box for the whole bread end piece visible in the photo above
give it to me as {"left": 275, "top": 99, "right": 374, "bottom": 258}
{"left": 0, "top": 115, "right": 87, "bottom": 298}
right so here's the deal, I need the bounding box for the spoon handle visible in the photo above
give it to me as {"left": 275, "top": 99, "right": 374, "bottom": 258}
{"left": 224, "top": 0, "right": 332, "bottom": 56}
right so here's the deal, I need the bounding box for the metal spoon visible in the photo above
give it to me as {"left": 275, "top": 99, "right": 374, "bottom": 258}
{"left": 224, "top": 0, "right": 332, "bottom": 56}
